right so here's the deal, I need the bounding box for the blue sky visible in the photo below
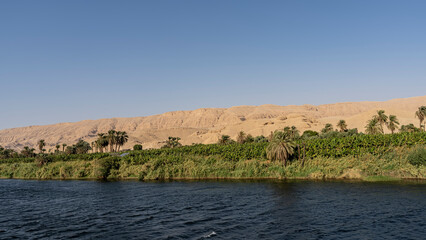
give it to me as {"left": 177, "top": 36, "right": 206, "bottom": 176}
{"left": 1, "top": 0, "right": 425, "bottom": 129}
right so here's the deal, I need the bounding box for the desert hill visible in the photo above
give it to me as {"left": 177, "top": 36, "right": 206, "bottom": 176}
{"left": 0, "top": 96, "right": 424, "bottom": 151}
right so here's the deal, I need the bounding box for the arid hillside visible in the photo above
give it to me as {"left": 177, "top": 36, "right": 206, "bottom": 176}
{"left": 1, "top": 96, "right": 424, "bottom": 151}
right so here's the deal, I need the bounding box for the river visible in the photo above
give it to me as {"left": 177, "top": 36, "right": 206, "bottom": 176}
{"left": 0, "top": 179, "right": 425, "bottom": 239}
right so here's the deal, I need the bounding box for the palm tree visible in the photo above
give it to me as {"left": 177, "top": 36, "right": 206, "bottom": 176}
{"left": 55, "top": 144, "right": 60, "bottom": 154}
{"left": 365, "top": 118, "right": 382, "bottom": 134}
{"left": 62, "top": 143, "right": 67, "bottom": 152}
{"left": 162, "top": 136, "right": 182, "bottom": 148}
{"left": 96, "top": 133, "right": 109, "bottom": 153}
{"left": 283, "top": 126, "right": 290, "bottom": 135}
{"left": 387, "top": 115, "right": 400, "bottom": 134}
{"left": 321, "top": 123, "right": 333, "bottom": 133}
{"left": 115, "top": 131, "right": 129, "bottom": 152}
{"left": 95, "top": 141, "right": 102, "bottom": 153}
{"left": 336, "top": 120, "right": 347, "bottom": 132}
{"left": 376, "top": 110, "right": 388, "bottom": 133}
{"left": 400, "top": 123, "right": 420, "bottom": 133}
{"left": 0, "top": 146, "right": 15, "bottom": 159}
{"left": 37, "top": 139, "right": 46, "bottom": 154}
{"left": 415, "top": 106, "right": 426, "bottom": 131}
{"left": 218, "top": 135, "right": 233, "bottom": 145}
{"left": 107, "top": 130, "right": 117, "bottom": 152}
{"left": 291, "top": 126, "right": 300, "bottom": 136}
{"left": 236, "top": 131, "right": 246, "bottom": 144}
{"left": 266, "top": 131, "right": 295, "bottom": 167}
{"left": 75, "top": 140, "right": 92, "bottom": 154}
{"left": 21, "top": 146, "right": 35, "bottom": 157}
{"left": 121, "top": 131, "right": 129, "bottom": 150}
{"left": 283, "top": 126, "right": 300, "bottom": 139}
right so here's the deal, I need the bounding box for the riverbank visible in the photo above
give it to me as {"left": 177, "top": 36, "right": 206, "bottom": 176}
{"left": 1, "top": 146, "right": 424, "bottom": 181}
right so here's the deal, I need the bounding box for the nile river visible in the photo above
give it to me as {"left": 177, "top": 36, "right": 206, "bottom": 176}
{"left": 0, "top": 179, "right": 425, "bottom": 239}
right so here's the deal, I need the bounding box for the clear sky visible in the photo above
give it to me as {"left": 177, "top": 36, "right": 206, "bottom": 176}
{"left": 1, "top": 0, "right": 425, "bottom": 130}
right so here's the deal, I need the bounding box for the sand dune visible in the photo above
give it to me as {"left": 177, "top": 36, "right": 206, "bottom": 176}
{"left": 0, "top": 96, "right": 424, "bottom": 151}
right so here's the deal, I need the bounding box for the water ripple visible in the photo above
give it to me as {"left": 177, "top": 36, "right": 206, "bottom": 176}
{"left": 0, "top": 180, "right": 425, "bottom": 239}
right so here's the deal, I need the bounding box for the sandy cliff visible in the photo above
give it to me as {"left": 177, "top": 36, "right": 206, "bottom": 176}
{"left": 0, "top": 96, "right": 424, "bottom": 151}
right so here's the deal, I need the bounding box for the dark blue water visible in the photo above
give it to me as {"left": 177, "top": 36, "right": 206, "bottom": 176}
{"left": 0, "top": 180, "right": 425, "bottom": 239}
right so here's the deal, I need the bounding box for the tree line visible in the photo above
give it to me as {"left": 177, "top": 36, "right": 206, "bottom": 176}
{"left": 0, "top": 130, "right": 129, "bottom": 159}
{"left": 215, "top": 106, "right": 426, "bottom": 166}
{"left": 94, "top": 130, "right": 129, "bottom": 153}
{"left": 0, "top": 106, "right": 424, "bottom": 162}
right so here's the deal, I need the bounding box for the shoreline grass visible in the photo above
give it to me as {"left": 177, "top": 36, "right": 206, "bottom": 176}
{"left": 1, "top": 146, "right": 424, "bottom": 182}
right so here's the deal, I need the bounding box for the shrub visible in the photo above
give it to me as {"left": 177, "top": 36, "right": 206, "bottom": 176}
{"left": 35, "top": 155, "right": 51, "bottom": 167}
{"left": 407, "top": 146, "right": 426, "bottom": 166}
{"left": 65, "top": 146, "right": 76, "bottom": 155}
{"left": 254, "top": 135, "right": 268, "bottom": 143}
{"left": 133, "top": 144, "right": 143, "bottom": 151}
{"left": 93, "top": 156, "right": 121, "bottom": 179}
{"left": 245, "top": 134, "right": 255, "bottom": 143}
{"left": 74, "top": 140, "right": 91, "bottom": 154}
{"left": 138, "top": 170, "right": 147, "bottom": 181}
{"left": 301, "top": 130, "right": 319, "bottom": 139}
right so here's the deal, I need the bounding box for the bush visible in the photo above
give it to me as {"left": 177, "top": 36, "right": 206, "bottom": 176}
{"left": 74, "top": 140, "right": 91, "bottom": 154}
{"left": 254, "top": 135, "right": 268, "bottom": 143}
{"left": 301, "top": 130, "right": 319, "bottom": 139}
{"left": 35, "top": 155, "right": 51, "bottom": 167}
{"left": 407, "top": 146, "right": 426, "bottom": 166}
{"left": 138, "top": 170, "right": 147, "bottom": 181}
{"left": 133, "top": 144, "right": 143, "bottom": 150}
{"left": 93, "top": 156, "right": 121, "bottom": 179}
{"left": 65, "top": 146, "right": 76, "bottom": 155}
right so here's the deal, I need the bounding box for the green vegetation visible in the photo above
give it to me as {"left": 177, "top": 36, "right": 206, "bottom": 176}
{"left": 253, "top": 135, "right": 268, "bottom": 143}
{"left": 301, "top": 130, "right": 319, "bottom": 139}
{"left": 133, "top": 144, "right": 143, "bottom": 151}
{"left": 0, "top": 107, "right": 425, "bottom": 181}
{"left": 218, "top": 135, "right": 235, "bottom": 145}
{"left": 415, "top": 106, "right": 426, "bottom": 131}
{"left": 0, "top": 132, "right": 424, "bottom": 181}
{"left": 321, "top": 123, "right": 333, "bottom": 133}
{"left": 364, "top": 110, "right": 402, "bottom": 134}
{"left": 161, "top": 136, "right": 182, "bottom": 149}
{"left": 400, "top": 124, "right": 422, "bottom": 133}
{"left": 407, "top": 146, "right": 426, "bottom": 167}
{"left": 65, "top": 140, "right": 92, "bottom": 154}
{"left": 365, "top": 117, "right": 381, "bottom": 134}
{"left": 387, "top": 115, "right": 400, "bottom": 134}
{"left": 376, "top": 110, "right": 388, "bottom": 133}
{"left": 295, "top": 132, "right": 425, "bottom": 159}
{"left": 266, "top": 131, "right": 295, "bottom": 166}
{"left": 336, "top": 120, "right": 347, "bottom": 132}
{"left": 283, "top": 126, "right": 300, "bottom": 139}
{"left": 37, "top": 139, "right": 46, "bottom": 154}
{"left": 0, "top": 145, "right": 424, "bottom": 181}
